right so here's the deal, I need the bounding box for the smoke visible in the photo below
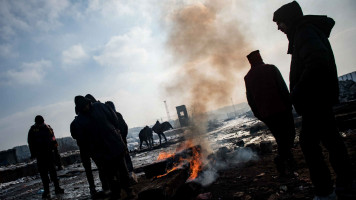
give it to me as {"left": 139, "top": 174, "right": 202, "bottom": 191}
{"left": 162, "top": 0, "right": 254, "bottom": 185}
{"left": 193, "top": 147, "right": 258, "bottom": 186}
{"left": 163, "top": 0, "right": 251, "bottom": 133}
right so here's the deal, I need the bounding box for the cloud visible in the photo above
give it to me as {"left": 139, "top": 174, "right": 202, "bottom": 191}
{"left": 0, "top": 44, "right": 18, "bottom": 58}
{"left": 93, "top": 27, "right": 151, "bottom": 69}
{"left": 61, "top": 44, "right": 89, "bottom": 70}
{"left": 0, "top": 0, "right": 69, "bottom": 40}
{"left": 5, "top": 59, "right": 52, "bottom": 85}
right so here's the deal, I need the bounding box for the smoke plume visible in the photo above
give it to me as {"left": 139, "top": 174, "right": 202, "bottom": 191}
{"left": 164, "top": 0, "right": 251, "bottom": 129}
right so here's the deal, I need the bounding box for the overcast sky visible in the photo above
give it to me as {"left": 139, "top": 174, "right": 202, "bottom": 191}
{"left": 0, "top": 0, "right": 355, "bottom": 150}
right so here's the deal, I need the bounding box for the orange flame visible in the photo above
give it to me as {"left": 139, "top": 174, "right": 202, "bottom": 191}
{"left": 188, "top": 146, "right": 202, "bottom": 181}
{"left": 154, "top": 140, "right": 203, "bottom": 180}
{"left": 157, "top": 152, "right": 175, "bottom": 161}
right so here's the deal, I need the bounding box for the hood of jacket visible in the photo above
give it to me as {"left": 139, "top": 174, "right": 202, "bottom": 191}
{"left": 286, "top": 15, "right": 335, "bottom": 54}
{"left": 105, "top": 101, "right": 117, "bottom": 112}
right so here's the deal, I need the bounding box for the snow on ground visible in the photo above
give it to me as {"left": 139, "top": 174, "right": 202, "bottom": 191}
{"left": 0, "top": 117, "right": 272, "bottom": 199}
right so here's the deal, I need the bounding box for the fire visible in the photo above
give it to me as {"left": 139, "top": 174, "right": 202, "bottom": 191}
{"left": 154, "top": 140, "right": 203, "bottom": 181}
{"left": 157, "top": 152, "right": 175, "bottom": 161}
{"left": 187, "top": 146, "right": 202, "bottom": 181}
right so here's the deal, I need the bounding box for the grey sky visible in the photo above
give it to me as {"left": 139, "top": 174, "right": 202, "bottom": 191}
{"left": 0, "top": 0, "right": 355, "bottom": 150}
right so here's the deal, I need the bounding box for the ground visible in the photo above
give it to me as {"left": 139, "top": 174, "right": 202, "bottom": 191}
{"left": 1, "top": 118, "right": 355, "bottom": 200}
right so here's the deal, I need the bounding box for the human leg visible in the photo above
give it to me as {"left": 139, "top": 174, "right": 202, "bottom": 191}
{"left": 300, "top": 110, "right": 333, "bottom": 196}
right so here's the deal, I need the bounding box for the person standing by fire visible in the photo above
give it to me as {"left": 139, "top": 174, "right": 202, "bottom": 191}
{"left": 104, "top": 101, "right": 134, "bottom": 173}
{"left": 244, "top": 50, "right": 296, "bottom": 176}
{"left": 273, "top": 1, "right": 354, "bottom": 199}
{"left": 27, "top": 115, "right": 64, "bottom": 199}
{"left": 74, "top": 96, "right": 135, "bottom": 200}
{"left": 70, "top": 108, "right": 107, "bottom": 197}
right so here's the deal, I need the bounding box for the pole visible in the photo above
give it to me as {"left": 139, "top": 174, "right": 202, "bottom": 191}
{"left": 163, "top": 100, "right": 171, "bottom": 122}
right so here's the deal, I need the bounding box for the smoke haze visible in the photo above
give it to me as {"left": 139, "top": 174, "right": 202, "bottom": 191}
{"left": 164, "top": 0, "right": 251, "bottom": 119}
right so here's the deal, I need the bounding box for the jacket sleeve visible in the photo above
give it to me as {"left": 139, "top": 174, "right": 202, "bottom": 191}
{"left": 244, "top": 80, "right": 262, "bottom": 120}
{"left": 27, "top": 128, "right": 35, "bottom": 158}
{"left": 105, "top": 104, "right": 121, "bottom": 130}
{"left": 293, "top": 25, "right": 330, "bottom": 96}
{"left": 117, "top": 112, "right": 128, "bottom": 137}
{"left": 272, "top": 65, "right": 292, "bottom": 109}
{"left": 70, "top": 118, "right": 79, "bottom": 140}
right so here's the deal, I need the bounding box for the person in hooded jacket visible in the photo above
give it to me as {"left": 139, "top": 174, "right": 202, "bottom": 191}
{"left": 105, "top": 101, "right": 134, "bottom": 172}
{"left": 28, "top": 115, "right": 64, "bottom": 199}
{"left": 273, "top": 1, "right": 353, "bottom": 199}
{"left": 70, "top": 107, "right": 110, "bottom": 197}
{"left": 244, "top": 50, "right": 296, "bottom": 176}
{"left": 74, "top": 96, "right": 135, "bottom": 200}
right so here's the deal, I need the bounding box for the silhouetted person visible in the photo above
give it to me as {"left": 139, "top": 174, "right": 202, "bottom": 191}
{"left": 28, "top": 115, "right": 64, "bottom": 199}
{"left": 273, "top": 1, "right": 353, "bottom": 199}
{"left": 152, "top": 120, "right": 167, "bottom": 145}
{"left": 244, "top": 50, "right": 296, "bottom": 176}
{"left": 70, "top": 108, "right": 109, "bottom": 197}
{"left": 85, "top": 94, "right": 98, "bottom": 103}
{"left": 74, "top": 96, "right": 135, "bottom": 199}
{"left": 105, "top": 101, "right": 134, "bottom": 173}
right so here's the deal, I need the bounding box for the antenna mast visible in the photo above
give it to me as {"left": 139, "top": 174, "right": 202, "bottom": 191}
{"left": 163, "top": 100, "right": 171, "bottom": 122}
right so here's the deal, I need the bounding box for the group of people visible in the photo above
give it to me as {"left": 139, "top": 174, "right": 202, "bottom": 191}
{"left": 27, "top": 1, "right": 354, "bottom": 200}
{"left": 245, "top": 1, "right": 354, "bottom": 199}
{"left": 28, "top": 94, "right": 135, "bottom": 199}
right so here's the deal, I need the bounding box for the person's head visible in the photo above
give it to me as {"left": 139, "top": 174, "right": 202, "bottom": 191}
{"left": 105, "top": 101, "right": 116, "bottom": 112}
{"left": 273, "top": 1, "right": 303, "bottom": 34}
{"left": 85, "top": 94, "right": 97, "bottom": 103}
{"left": 35, "top": 115, "right": 44, "bottom": 124}
{"left": 247, "top": 50, "right": 264, "bottom": 67}
{"left": 74, "top": 96, "right": 91, "bottom": 113}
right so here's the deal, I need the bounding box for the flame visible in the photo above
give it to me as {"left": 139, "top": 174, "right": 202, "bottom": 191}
{"left": 157, "top": 152, "right": 175, "bottom": 161}
{"left": 187, "top": 146, "right": 202, "bottom": 181}
{"left": 154, "top": 140, "right": 203, "bottom": 180}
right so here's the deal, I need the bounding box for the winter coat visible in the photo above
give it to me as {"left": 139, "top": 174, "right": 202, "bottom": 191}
{"left": 105, "top": 102, "right": 129, "bottom": 140}
{"left": 75, "top": 102, "right": 127, "bottom": 165}
{"left": 288, "top": 15, "right": 339, "bottom": 114}
{"left": 27, "top": 123, "right": 55, "bottom": 158}
{"left": 70, "top": 116, "right": 91, "bottom": 153}
{"left": 244, "top": 64, "right": 292, "bottom": 120}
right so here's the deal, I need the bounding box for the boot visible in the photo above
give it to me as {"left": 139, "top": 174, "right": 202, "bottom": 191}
{"left": 89, "top": 186, "right": 97, "bottom": 197}
{"left": 42, "top": 190, "right": 50, "bottom": 199}
{"left": 55, "top": 186, "right": 64, "bottom": 194}
{"left": 124, "top": 188, "right": 136, "bottom": 200}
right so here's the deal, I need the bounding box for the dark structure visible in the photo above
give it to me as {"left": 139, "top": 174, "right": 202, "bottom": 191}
{"left": 176, "top": 105, "right": 189, "bottom": 127}
{"left": 0, "top": 149, "right": 17, "bottom": 166}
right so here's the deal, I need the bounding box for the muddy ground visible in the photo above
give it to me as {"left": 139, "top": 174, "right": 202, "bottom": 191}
{"left": 1, "top": 118, "right": 355, "bottom": 200}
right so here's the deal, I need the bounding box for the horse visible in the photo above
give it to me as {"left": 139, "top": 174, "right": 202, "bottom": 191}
{"left": 152, "top": 121, "right": 173, "bottom": 145}
{"left": 139, "top": 126, "right": 153, "bottom": 149}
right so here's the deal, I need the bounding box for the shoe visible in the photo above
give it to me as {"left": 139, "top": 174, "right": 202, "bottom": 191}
{"left": 94, "top": 190, "right": 111, "bottom": 199}
{"left": 42, "top": 190, "right": 50, "bottom": 199}
{"left": 313, "top": 190, "right": 337, "bottom": 200}
{"left": 124, "top": 190, "right": 136, "bottom": 200}
{"left": 55, "top": 187, "right": 64, "bottom": 194}
{"left": 90, "top": 187, "right": 97, "bottom": 197}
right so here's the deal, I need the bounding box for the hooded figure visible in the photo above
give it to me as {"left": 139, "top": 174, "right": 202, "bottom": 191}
{"left": 74, "top": 96, "right": 135, "bottom": 199}
{"left": 273, "top": 1, "right": 353, "bottom": 198}
{"left": 105, "top": 101, "right": 134, "bottom": 173}
{"left": 244, "top": 50, "right": 296, "bottom": 175}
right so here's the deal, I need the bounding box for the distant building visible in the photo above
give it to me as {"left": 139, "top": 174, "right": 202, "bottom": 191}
{"left": 339, "top": 71, "right": 356, "bottom": 82}
{"left": 176, "top": 105, "right": 189, "bottom": 127}
{"left": 0, "top": 149, "right": 17, "bottom": 166}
